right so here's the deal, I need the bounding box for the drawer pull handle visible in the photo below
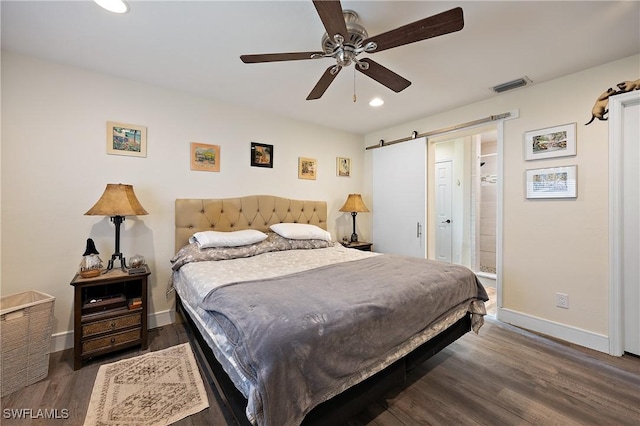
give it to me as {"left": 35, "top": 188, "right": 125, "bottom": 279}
{"left": 110, "top": 321, "right": 116, "bottom": 328}
{"left": 110, "top": 337, "right": 116, "bottom": 344}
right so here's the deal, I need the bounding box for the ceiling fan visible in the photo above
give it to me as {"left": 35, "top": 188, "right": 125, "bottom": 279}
{"left": 240, "top": 1, "right": 464, "bottom": 100}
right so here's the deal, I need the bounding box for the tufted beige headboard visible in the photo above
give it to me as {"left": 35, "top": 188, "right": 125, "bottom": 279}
{"left": 175, "top": 195, "right": 328, "bottom": 252}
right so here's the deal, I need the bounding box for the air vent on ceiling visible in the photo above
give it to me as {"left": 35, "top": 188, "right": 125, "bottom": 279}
{"left": 492, "top": 76, "right": 532, "bottom": 93}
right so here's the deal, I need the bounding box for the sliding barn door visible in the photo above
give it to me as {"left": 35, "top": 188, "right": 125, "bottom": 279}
{"left": 372, "top": 137, "right": 426, "bottom": 257}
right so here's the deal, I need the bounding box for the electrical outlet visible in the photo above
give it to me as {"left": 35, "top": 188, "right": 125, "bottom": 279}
{"left": 556, "top": 293, "right": 569, "bottom": 309}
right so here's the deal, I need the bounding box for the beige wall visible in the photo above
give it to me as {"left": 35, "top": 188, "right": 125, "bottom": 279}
{"left": 3, "top": 50, "right": 638, "bottom": 353}
{"left": 1, "top": 51, "right": 365, "bottom": 347}
{"left": 364, "top": 54, "right": 639, "bottom": 348}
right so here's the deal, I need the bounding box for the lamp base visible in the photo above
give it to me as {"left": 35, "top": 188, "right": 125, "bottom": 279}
{"left": 107, "top": 253, "right": 128, "bottom": 272}
{"left": 350, "top": 212, "right": 359, "bottom": 243}
{"left": 107, "top": 215, "right": 128, "bottom": 272}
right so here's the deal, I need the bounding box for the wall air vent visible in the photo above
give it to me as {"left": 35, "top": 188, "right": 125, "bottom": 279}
{"left": 492, "top": 76, "right": 532, "bottom": 93}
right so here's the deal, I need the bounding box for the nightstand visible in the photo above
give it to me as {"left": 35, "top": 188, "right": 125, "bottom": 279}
{"left": 70, "top": 266, "right": 150, "bottom": 370}
{"left": 341, "top": 241, "right": 373, "bottom": 251}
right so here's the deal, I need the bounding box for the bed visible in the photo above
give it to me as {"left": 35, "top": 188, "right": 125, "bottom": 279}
{"left": 171, "top": 195, "right": 487, "bottom": 426}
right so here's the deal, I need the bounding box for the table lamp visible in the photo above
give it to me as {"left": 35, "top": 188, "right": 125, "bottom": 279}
{"left": 85, "top": 183, "right": 148, "bottom": 271}
{"left": 339, "top": 193, "right": 369, "bottom": 243}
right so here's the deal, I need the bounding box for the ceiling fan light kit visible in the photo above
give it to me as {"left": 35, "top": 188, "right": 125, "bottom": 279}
{"left": 240, "top": 1, "right": 464, "bottom": 101}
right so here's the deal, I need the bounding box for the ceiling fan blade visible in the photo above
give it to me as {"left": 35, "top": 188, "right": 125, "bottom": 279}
{"left": 356, "top": 58, "right": 411, "bottom": 93}
{"left": 307, "top": 65, "right": 342, "bottom": 100}
{"left": 313, "top": 0, "right": 348, "bottom": 42}
{"left": 240, "top": 52, "right": 324, "bottom": 63}
{"left": 363, "top": 7, "right": 464, "bottom": 53}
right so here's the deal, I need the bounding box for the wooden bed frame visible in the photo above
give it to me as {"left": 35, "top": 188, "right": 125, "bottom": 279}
{"left": 174, "top": 196, "right": 472, "bottom": 425}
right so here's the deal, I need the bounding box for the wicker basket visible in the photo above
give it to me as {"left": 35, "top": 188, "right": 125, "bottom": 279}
{"left": 1, "top": 290, "right": 55, "bottom": 397}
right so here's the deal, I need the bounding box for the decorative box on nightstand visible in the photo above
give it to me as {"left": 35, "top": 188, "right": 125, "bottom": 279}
{"left": 70, "top": 266, "right": 150, "bottom": 370}
{"left": 340, "top": 241, "right": 373, "bottom": 252}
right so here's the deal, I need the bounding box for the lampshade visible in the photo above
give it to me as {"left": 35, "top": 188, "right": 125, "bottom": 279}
{"left": 339, "top": 194, "right": 369, "bottom": 213}
{"left": 85, "top": 184, "right": 148, "bottom": 217}
{"left": 85, "top": 184, "right": 148, "bottom": 271}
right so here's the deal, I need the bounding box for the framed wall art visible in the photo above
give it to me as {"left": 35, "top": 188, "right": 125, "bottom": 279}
{"left": 336, "top": 157, "right": 351, "bottom": 177}
{"left": 250, "top": 142, "right": 273, "bottom": 168}
{"left": 526, "top": 165, "right": 577, "bottom": 199}
{"left": 106, "top": 121, "right": 147, "bottom": 157}
{"left": 524, "top": 123, "right": 576, "bottom": 160}
{"left": 190, "top": 142, "right": 220, "bottom": 172}
{"left": 298, "top": 157, "right": 317, "bottom": 180}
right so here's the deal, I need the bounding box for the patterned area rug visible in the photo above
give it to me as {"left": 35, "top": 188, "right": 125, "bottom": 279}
{"left": 84, "top": 343, "right": 209, "bottom": 426}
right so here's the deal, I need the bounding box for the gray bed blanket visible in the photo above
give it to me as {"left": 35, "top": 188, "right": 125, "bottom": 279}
{"left": 200, "top": 255, "right": 488, "bottom": 426}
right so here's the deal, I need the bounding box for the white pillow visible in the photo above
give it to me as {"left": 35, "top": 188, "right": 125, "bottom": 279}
{"left": 189, "top": 229, "right": 268, "bottom": 249}
{"left": 270, "top": 223, "right": 332, "bottom": 241}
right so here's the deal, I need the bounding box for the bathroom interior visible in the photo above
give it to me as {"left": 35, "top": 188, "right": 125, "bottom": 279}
{"left": 431, "top": 126, "right": 498, "bottom": 292}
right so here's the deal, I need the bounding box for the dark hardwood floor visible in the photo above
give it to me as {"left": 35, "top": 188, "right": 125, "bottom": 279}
{"left": 2, "top": 312, "right": 638, "bottom": 425}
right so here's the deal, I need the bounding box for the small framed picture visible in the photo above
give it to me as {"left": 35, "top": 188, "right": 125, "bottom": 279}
{"left": 526, "top": 165, "right": 577, "bottom": 199}
{"left": 190, "top": 142, "right": 220, "bottom": 172}
{"left": 298, "top": 157, "right": 317, "bottom": 180}
{"left": 250, "top": 142, "right": 273, "bottom": 168}
{"left": 106, "top": 121, "right": 147, "bottom": 157}
{"left": 524, "top": 123, "right": 576, "bottom": 161}
{"left": 336, "top": 157, "right": 351, "bottom": 177}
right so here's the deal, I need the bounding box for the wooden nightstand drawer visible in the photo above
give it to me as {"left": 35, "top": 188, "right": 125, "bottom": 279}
{"left": 82, "top": 328, "right": 141, "bottom": 354}
{"left": 82, "top": 312, "right": 141, "bottom": 338}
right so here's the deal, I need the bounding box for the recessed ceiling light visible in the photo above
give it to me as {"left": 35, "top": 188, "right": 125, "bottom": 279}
{"left": 94, "top": 0, "right": 129, "bottom": 14}
{"left": 369, "top": 98, "right": 384, "bottom": 107}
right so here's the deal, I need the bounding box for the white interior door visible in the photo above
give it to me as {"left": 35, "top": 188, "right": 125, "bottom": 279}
{"left": 622, "top": 99, "right": 640, "bottom": 356}
{"left": 372, "top": 137, "right": 426, "bottom": 257}
{"left": 435, "top": 161, "right": 453, "bottom": 262}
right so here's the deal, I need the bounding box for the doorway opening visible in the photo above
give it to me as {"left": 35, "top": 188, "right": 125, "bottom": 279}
{"left": 428, "top": 125, "right": 498, "bottom": 293}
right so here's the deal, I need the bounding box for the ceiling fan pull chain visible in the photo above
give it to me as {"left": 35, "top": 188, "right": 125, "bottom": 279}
{"left": 353, "top": 67, "right": 357, "bottom": 103}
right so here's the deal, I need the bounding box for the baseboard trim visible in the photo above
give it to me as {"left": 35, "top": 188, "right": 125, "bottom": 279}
{"left": 50, "top": 309, "right": 176, "bottom": 353}
{"left": 496, "top": 308, "right": 610, "bottom": 354}
{"left": 149, "top": 308, "right": 175, "bottom": 330}
{"left": 51, "top": 330, "right": 74, "bottom": 353}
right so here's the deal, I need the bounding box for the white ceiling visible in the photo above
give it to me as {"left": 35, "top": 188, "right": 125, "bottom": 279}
{"left": 2, "top": 1, "right": 639, "bottom": 135}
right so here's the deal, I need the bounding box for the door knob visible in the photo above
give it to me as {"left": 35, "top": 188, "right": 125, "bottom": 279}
{"left": 442, "top": 219, "right": 451, "bottom": 224}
